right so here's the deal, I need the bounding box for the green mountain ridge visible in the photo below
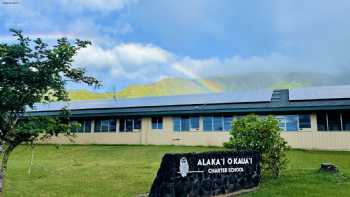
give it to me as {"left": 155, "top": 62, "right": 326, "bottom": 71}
{"left": 68, "top": 72, "right": 350, "bottom": 101}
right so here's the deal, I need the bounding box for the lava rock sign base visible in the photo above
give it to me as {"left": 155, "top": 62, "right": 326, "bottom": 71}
{"left": 149, "top": 151, "right": 261, "bottom": 197}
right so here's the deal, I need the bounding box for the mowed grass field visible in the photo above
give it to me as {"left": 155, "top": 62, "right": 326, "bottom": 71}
{"left": 4, "top": 145, "right": 350, "bottom": 197}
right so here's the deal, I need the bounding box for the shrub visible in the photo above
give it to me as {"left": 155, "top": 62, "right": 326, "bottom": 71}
{"left": 224, "top": 114, "right": 289, "bottom": 177}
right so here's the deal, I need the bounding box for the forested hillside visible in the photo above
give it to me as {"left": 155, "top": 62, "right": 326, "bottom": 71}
{"left": 69, "top": 72, "right": 350, "bottom": 100}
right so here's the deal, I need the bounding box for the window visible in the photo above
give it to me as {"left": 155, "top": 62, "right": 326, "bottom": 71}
{"left": 342, "top": 112, "right": 350, "bottom": 131}
{"left": 173, "top": 116, "right": 199, "bottom": 132}
{"left": 173, "top": 117, "right": 181, "bottom": 131}
{"left": 95, "top": 119, "right": 116, "bottom": 132}
{"left": 134, "top": 118, "right": 142, "bottom": 130}
{"left": 317, "top": 112, "right": 345, "bottom": 131}
{"left": 101, "top": 120, "right": 109, "bottom": 132}
{"left": 223, "top": 116, "right": 233, "bottom": 131}
{"left": 286, "top": 115, "right": 298, "bottom": 131}
{"left": 328, "top": 112, "right": 341, "bottom": 131}
{"left": 190, "top": 116, "right": 200, "bottom": 130}
{"left": 152, "top": 117, "right": 163, "bottom": 130}
{"left": 203, "top": 116, "right": 213, "bottom": 131}
{"left": 299, "top": 114, "right": 311, "bottom": 129}
{"left": 109, "top": 119, "right": 116, "bottom": 132}
{"left": 276, "top": 116, "right": 286, "bottom": 131}
{"left": 84, "top": 120, "right": 92, "bottom": 132}
{"left": 119, "top": 118, "right": 142, "bottom": 132}
{"left": 213, "top": 116, "right": 223, "bottom": 131}
{"left": 125, "top": 119, "right": 133, "bottom": 131}
{"left": 277, "top": 115, "right": 298, "bottom": 131}
{"left": 181, "top": 117, "right": 190, "bottom": 131}
{"left": 317, "top": 113, "right": 327, "bottom": 131}
{"left": 203, "top": 116, "right": 231, "bottom": 132}
{"left": 72, "top": 120, "right": 92, "bottom": 133}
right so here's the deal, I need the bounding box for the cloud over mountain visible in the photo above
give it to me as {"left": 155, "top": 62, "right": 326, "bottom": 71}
{"left": 2, "top": 0, "right": 350, "bottom": 91}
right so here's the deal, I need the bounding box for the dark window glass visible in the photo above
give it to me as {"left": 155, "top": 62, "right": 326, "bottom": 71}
{"left": 152, "top": 117, "right": 163, "bottom": 129}
{"left": 152, "top": 117, "right": 158, "bottom": 129}
{"left": 173, "top": 117, "right": 181, "bottom": 132}
{"left": 181, "top": 117, "right": 190, "bottom": 131}
{"left": 84, "top": 120, "right": 92, "bottom": 133}
{"left": 109, "top": 119, "right": 116, "bottom": 132}
{"left": 125, "top": 119, "right": 133, "bottom": 132}
{"left": 101, "top": 120, "right": 109, "bottom": 132}
{"left": 342, "top": 112, "right": 350, "bottom": 131}
{"left": 299, "top": 115, "right": 311, "bottom": 129}
{"left": 317, "top": 113, "right": 327, "bottom": 131}
{"left": 223, "top": 116, "right": 233, "bottom": 131}
{"left": 134, "top": 118, "right": 142, "bottom": 130}
{"left": 119, "top": 118, "right": 125, "bottom": 132}
{"left": 95, "top": 120, "right": 101, "bottom": 132}
{"left": 173, "top": 116, "right": 200, "bottom": 132}
{"left": 276, "top": 117, "right": 286, "bottom": 131}
{"left": 158, "top": 118, "right": 163, "bottom": 129}
{"left": 213, "top": 116, "right": 223, "bottom": 131}
{"left": 286, "top": 115, "right": 298, "bottom": 131}
{"left": 77, "top": 120, "right": 84, "bottom": 132}
{"left": 203, "top": 116, "right": 212, "bottom": 131}
{"left": 190, "top": 116, "right": 199, "bottom": 130}
{"left": 328, "top": 112, "right": 341, "bottom": 131}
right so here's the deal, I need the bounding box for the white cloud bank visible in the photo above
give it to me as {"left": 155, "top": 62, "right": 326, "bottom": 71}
{"left": 61, "top": 0, "right": 138, "bottom": 11}
{"left": 74, "top": 43, "right": 175, "bottom": 82}
{"left": 73, "top": 42, "right": 313, "bottom": 84}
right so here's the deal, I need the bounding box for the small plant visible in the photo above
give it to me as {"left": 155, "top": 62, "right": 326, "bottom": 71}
{"left": 224, "top": 114, "right": 289, "bottom": 177}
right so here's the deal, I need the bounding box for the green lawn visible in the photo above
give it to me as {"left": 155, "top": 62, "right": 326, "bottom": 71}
{"left": 4, "top": 145, "right": 350, "bottom": 197}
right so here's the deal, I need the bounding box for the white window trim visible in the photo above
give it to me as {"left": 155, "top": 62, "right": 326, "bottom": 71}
{"left": 152, "top": 117, "right": 163, "bottom": 130}
{"left": 96, "top": 119, "right": 117, "bottom": 132}
{"left": 203, "top": 116, "right": 233, "bottom": 132}
{"left": 276, "top": 115, "right": 299, "bottom": 132}
{"left": 173, "top": 116, "right": 199, "bottom": 132}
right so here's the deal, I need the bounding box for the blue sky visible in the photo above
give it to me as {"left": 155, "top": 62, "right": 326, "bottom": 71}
{"left": 1, "top": 0, "right": 350, "bottom": 91}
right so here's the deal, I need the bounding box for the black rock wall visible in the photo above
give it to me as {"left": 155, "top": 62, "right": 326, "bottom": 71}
{"left": 149, "top": 151, "right": 260, "bottom": 197}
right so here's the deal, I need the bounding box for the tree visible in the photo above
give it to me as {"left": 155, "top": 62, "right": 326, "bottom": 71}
{"left": 0, "top": 29, "right": 100, "bottom": 191}
{"left": 224, "top": 114, "right": 289, "bottom": 177}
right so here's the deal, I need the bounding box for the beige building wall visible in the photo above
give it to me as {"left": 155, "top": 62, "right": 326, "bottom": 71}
{"left": 145, "top": 117, "right": 230, "bottom": 146}
{"left": 281, "top": 114, "right": 350, "bottom": 150}
{"left": 44, "top": 114, "right": 350, "bottom": 150}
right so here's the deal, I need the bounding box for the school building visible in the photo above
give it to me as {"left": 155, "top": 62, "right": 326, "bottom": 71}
{"left": 27, "top": 85, "right": 350, "bottom": 150}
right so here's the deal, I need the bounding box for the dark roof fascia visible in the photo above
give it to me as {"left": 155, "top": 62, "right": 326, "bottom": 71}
{"left": 25, "top": 101, "right": 350, "bottom": 118}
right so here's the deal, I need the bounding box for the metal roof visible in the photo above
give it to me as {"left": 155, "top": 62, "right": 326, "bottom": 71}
{"left": 27, "top": 89, "right": 272, "bottom": 112}
{"left": 26, "top": 85, "right": 350, "bottom": 117}
{"left": 289, "top": 85, "right": 350, "bottom": 101}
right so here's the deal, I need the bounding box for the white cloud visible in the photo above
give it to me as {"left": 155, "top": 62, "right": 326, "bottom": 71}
{"left": 74, "top": 41, "right": 313, "bottom": 86}
{"left": 62, "top": 0, "right": 138, "bottom": 11}
{"left": 73, "top": 43, "right": 175, "bottom": 82}
{"left": 75, "top": 43, "right": 172, "bottom": 67}
{"left": 75, "top": 45, "right": 120, "bottom": 68}
{"left": 170, "top": 53, "right": 309, "bottom": 79}
{"left": 115, "top": 43, "right": 173, "bottom": 65}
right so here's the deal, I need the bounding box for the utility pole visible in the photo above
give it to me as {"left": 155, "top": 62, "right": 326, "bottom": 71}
{"left": 112, "top": 85, "right": 117, "bottom": 101}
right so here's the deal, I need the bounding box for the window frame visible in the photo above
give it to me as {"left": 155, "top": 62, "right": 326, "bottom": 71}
{"left": 173, "top": 116, "right": 200, "bottom": 132}
{"left": 341, "top": 112, "right": 350, "bottom": 131}
{"left": 298, "top": 114, "right": 311, "bottom": 129}
{"left": 94, "top": 119, "right": 117, "bottom": 133}
{"left": 71, "top": 120, "right": 92, "bottom": 133}
{"left": 276, "top": 115, "right": 299, "bottom": 132}
{"left": 327, "top": 112, "right": 342, "bottom": 131}
{"left": 152, "top": 117, "right": 163, "bottom": 130}
{"left": 317, "top": 112, "right": 350, "bottom": 132}
{"left": 203, "top": 116, "right": 232, "bottom": 132}
{"left": 119, "top": 118, "right": 142, "bottom": 132}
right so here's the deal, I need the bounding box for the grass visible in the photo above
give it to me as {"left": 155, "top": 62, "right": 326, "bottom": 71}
{"left": 4, "top": 145, "right": 350, "bottom": 197}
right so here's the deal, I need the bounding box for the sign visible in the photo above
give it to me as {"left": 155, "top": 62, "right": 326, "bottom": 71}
{"left": 149, "top": 151, "right": 260, "bottom": 197}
